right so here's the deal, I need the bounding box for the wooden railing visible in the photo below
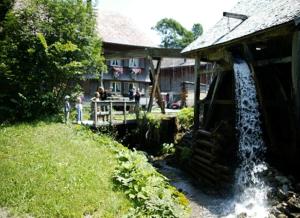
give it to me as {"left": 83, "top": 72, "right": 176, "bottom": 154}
{"left": 91, "top": 99, "right": 138, "bottom": 127}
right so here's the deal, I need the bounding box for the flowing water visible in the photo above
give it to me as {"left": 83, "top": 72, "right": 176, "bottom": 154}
{"left": 142, "top": 59, "right": 271, "bottom": 217}
{"left": 228, "top": 59, "right": 270, "bottom": 217}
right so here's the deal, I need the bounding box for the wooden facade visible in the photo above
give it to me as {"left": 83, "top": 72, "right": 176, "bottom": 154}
{"left": 181, "top": 0, "right": 300, "bottom": 186}
{"left": 159, "top": 59, "right": 212, "bottom": 107}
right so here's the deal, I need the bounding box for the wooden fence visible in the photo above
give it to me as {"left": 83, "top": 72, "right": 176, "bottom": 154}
{"left": 91, "top": 99, "right": 138, "bottom": 127}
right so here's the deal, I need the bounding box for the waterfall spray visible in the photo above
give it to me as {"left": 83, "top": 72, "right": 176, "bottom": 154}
{"left": 230, "top": 59, "right": 270, "bottom": 217}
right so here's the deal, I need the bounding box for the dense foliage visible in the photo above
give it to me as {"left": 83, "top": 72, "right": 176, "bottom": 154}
{"left": 153, "top": 18, "right": 203, "bottom": 48}
{"left": 177, "top": 107, "right": 194, "bottom": 130}
{"left": 0, "top": 0, "right": 105, "bottom": 122}
{"left": 114, "top": 149, "right": 190, "bottom": 217}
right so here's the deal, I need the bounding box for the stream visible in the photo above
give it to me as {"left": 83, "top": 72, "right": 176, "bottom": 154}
{"left": 154, "top": 160, "right": 234, "bottom": 218}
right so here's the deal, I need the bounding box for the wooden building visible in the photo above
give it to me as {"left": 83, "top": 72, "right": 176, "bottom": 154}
{"left": 159, "top": 58, "right": 213, "bottom": 106}
{"left": 181, "top": 0, "right": 300, "bottom": 186}
{"left": 82, "top": 10, "right": 157, "bottom": 100}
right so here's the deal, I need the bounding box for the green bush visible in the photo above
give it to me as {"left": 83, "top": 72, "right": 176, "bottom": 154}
{"left": 114, "top": 149, "right": 190, "bottom": 218}
{"left": 161, "top": 143, "right": 176, "bottom": 156}
{"left": 0, "top": 0, "right": 105, "bottom": 122}
{"left": 176, "top": 107, "right": 194, "bottom": 130}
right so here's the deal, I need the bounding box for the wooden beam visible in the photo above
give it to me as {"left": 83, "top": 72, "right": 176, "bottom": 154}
{"left": 194, "top": 56, "right": 201, "bottom": 130}
{"left": 223, "top": 12, "right": 248, "bottom": 21}
{"left": 105, "top": 48, "right": 185, "bottom": 60}
{"left": 292, "top": 31, "right": 300, "bottom": 141}
{"left": 147, "top": 57, "right": 165, "bottom": 113}
{"left": 203, "top": 72, "right": 223, "bottom": 129}
{"left": 254, "top": 56, "right": 291, "bottom": 67}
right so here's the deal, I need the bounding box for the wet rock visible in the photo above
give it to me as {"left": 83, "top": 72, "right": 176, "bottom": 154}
{"left": 289, "top": 213, "right": 300, "bottom": 218}
{"left": 287, "top": 196, "right": 300, "bottom": 212}
{"left": 277, "top": 214, "right": 288, "bottom": 218}
{"left": 295, "top": 183, "right": 300, "bottom": 192}
{"left": 275, "top": 176, "right": 290, "bottom": 185}
{"left": 237, "top": 212, "right": 247, "bottom": 218}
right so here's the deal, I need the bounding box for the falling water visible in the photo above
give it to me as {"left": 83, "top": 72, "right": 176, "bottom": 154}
{"left": 229, "top": 59, "right": 270, "bottom": 217}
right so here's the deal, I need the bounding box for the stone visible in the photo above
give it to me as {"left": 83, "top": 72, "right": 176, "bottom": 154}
{"left": 295, "top": 183, "right": 300, "bottom": 192}
{"left": 288, "top": 197, "right": 300, "bottom": 211}
{"left": 237, "top": 212, "right": 247, "bottom": 218}
{"left": 275, "top": 176, "right": 290, "bottom": 185}
{"left": 277, "top": 214, "right": 288, "bottom": 218}
{"left": 282, "top": 184, "right": 289, "bottom": 193}
{"left": 290, "top": 213, "right": 300, "bottom": 218}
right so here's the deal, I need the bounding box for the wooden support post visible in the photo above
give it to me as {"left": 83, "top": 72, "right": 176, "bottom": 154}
{"left": 194, "top": 56, "right": 201, "bottom": 130}
{"left": 203, "top": 72, "right": 223, "bottom": 129}
{"left": 292, "top": 31, "right": 300, "bottom": 137}
{"left": 147, "top": 57, "right": 165, "bottom": 113}
{"left": 109, "top": 101, "right": 112, "bottom": 125}
{"left": 94, "top": 100, "right": 97, "bottom": 127}
{"left": 123, "top": 100, "right": 127, "bottom": 124}
{"left": 292, "top": 31, "right": 300, "bottom": 159}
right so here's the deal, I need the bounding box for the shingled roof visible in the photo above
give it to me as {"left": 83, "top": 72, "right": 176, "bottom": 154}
{"left": 96, "top": 10, "right": 157, "bottom": 48}
{"left": 160, "top": 58, "right": 195, "bottom": 69}
{"left": 182, "top": 0, "right": 300, "bottom": 54}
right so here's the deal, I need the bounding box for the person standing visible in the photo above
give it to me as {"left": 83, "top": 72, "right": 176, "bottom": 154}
{"left": 134, "top": 89, "right": 141, "bottom": 119}
{"left": 75, "top": 96, "right": 83, "bottom": 124}
{"left": 64, "top": 95, "right": 71, "bottom": 123}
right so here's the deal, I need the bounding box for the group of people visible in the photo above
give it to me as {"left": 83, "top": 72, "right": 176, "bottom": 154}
{"left": 90, "top": 87, "right": 110, "bottom": 122}
{"left": 129, "top": 88, "right": 141, "bottom": 104}
{"left": 64, "top": 95, "right": 83, "bottom": 124}
{"left": 64, "top": 86, "right": 142, "bottom": 124}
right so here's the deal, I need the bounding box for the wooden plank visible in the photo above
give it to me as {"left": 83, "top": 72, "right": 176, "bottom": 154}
{"left": 194, "top": 148, "right": 215, "bottom": 159}
{"left": 196, "top": 139, "right": 218, "bottom": 149}
{"left": 292, "top": 31, "right": 300, "bottom": 145}
{"left": 203, "top": 72, "right": 224, "bottom": 128}
{"left": 109, "top": 101, "right": 112, "bottom": 125}
{"left": 193, "top": 155, "right": 211, "bottom": 165}
{"left": 191, "top": 159, "right": 215, "bottom": 173}
{"left": 196, "top": 129, "right": 213, "bottom": 137}
{"left": 147, "top": 57, "right": 164, "bottom": 113}
{"left": 254, "top": 56, "right": 291, "bottom": 67}
{"left": 123, "top": 100, "right": 127, "bottom": 124}
{"left": 194, "top": 56, "right": 201, "bottom": 130}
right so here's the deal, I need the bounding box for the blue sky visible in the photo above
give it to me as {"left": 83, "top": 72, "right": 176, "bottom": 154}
{"left": 96, "top": 0, "right": 238, "bottom": 43}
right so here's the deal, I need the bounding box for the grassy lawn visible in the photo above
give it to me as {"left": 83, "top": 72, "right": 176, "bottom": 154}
{"left": 0, "top": 122, "right": 131, "bottom": 217}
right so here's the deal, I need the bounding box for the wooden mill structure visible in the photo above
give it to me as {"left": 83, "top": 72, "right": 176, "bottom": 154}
{"left": 181, "top": 0, "right": 300, "bottom": 187}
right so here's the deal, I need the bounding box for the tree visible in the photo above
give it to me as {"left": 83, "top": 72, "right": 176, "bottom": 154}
{"left": 192, "top": 23, "right": 203, "bottom": 40}
{"left": 153, "top": 18, "right": 203, "bottom": 49}
{"left": 0, "top": 0, "right": 105, "bottom": 121}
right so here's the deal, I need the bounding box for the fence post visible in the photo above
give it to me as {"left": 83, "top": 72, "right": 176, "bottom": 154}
{"left": 94, "top": 100, "right": 97, "bottom": 127}
{"left": 124, "top": 100, "right": 127, "bottom": 124}
{"left": 109, "top": 101, "right": 112, "bottom": 126}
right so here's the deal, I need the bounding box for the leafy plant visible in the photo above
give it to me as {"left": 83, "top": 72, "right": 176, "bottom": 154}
{"left": 177, "top": 107, "right": 194, "bottom": 131}
{"left": 114, "top": 149, "right": 190, "bottom": 218}
{"left": 161, "top": 143, "right": 176, "bottom": 156}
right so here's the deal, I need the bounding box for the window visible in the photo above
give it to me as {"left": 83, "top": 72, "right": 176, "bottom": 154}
{"left": 111, "top": 82, "right": 121, "bottom": 94}
{"left": 110, "top": 59, "right": 122, "bottom": 66}
{"left": 129, "top": 58, "right": 139, "bottom": 68}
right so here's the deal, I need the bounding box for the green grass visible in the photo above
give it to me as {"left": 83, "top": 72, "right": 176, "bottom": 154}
{"left": 0, "top": 122, "right": 131, "bottom": 217}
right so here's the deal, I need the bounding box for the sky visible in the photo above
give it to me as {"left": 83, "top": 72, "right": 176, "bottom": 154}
{"left": 96, "top": 0, "right": 239, "bottom": 44}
